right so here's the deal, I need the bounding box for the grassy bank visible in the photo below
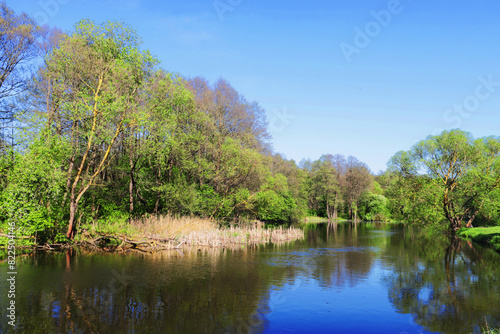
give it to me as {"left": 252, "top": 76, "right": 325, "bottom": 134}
{"left": 458, "top": 226, "right": 500, "bottom": 252}
{"left": 302, "top": 216, "right": 348, "bottom": 223}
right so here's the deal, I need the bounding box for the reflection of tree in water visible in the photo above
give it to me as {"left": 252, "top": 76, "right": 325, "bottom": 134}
{"left": 301, "top": 222, "right": 377, "bottom": 288}
{"left": 384, "top": 229, "right": 500, "bottom": 334}
{"left": 4, "top": 224, "right": 500, "bottom": 333}
{"left": 1, "top": 247, "right": 294, "bottom": 334}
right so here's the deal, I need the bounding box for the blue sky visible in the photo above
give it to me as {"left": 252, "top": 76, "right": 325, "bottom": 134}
{"left": 8, "top": 0, "right": 500, "bottom": 172}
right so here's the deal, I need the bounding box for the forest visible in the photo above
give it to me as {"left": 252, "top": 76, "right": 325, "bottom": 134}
{"left": 1, "top": 2, "right": 499, "bottom": 244}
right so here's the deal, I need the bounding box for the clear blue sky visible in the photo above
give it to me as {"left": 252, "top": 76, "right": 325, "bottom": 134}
{"left": 8, "top": 0, "right": 500, "bottom": 172}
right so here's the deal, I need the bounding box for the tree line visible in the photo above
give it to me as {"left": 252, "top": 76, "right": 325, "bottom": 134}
{"left": 0, "top": 3, "right": 499, "bottom": 243}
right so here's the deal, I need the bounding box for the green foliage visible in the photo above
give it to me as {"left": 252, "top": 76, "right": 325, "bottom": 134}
{"left": 254, "top": 174, "right": 296, "bottom": 221}
{"left": 387, "top": 130, "right": 500, "bottom": 231}
{"left": 303, "top": 154, "right": 372, "bottom": 220}
{"left": 371, "top": 181, "right": 384, "bottom": 195}
{"left": 359, "top": 192, "right": 391, "bottom": 221}
{"left": 0, "top": 11, "right": 313, "bottom": 244}
{"left": 385, "top": 170, "right": 445, "bottom": 227}
{"left": 0, "top": 133, "right": 68, "bottom": 243}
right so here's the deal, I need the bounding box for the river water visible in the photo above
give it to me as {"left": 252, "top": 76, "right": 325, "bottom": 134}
{"left": 1, "top": 222, "right": 499, "bottom": 334}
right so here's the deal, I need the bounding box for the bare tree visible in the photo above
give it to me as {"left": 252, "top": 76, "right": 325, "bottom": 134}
{"left": 186, "top": 76, "right": 271, "bottom": 152}
{"left": 0, "top": 2, "right": 43, "bottom": 148}
{"left": 343, "top": 156, "right": 372, "bottom": 221}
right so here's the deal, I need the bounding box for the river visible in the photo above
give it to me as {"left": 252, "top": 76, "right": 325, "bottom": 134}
{"left": 1, "top": 222, "right": 499, "bottom": 333}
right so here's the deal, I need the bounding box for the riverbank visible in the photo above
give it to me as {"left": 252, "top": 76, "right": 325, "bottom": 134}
{"left": 303, "top": 216, "right": 348, "bottom": 223}
{"left": 458, "top": 226, "right": 500, "bottom": 252}
{"left": 0, "top": 215, "right": 305, "bottom": 254}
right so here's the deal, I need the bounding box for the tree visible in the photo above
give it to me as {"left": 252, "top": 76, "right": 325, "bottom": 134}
{"left": 343, "top": 156, "right": 372, "bottom": 221}
{"left": 186, "top": 77, "right": 271, "bottom": 152}
{"left": 0, "top": 2, "right": 43, "bottom": 150}
{"left": 386, "top": 151, "right": 444, "bottom": 226}
{"left": 330, "top": 154, "right": 347, "bottom": 219}
{"left": 40, "top": 19, "right": 157, "bottom": 238}
{"left": 254, "top": 173, "right": 296, "bottom": 222}
{"left": 388, "top": 130, "right": 500, "bottom": 231}
{"left": 1, "top": 133, "right": 68, "bottom": 243}
{"left": 310, "top": 156, "right": 339, "bottom": 220}
{"left": 267, "top": 153, "right": 308, "bottom": 221}
{"left": 359, "top": 192, "right": 390, "bottom": 221}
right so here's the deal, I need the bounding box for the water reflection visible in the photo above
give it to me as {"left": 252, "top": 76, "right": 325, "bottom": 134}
{"left": 0, "top": 223, "right": 499, "bottom": 333}
{"left": 384, "top": 228, "right": 500, "bottom": 334}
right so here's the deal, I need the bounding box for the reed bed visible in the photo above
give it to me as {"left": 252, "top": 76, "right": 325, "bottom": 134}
{"left": 179, "top": 225, "right": 304, "bottom": 247}
{"left": 126, "top": 214, "right": 304, "bottom": 249}
{"left": 130, "top": 214, "right": 217, "bottom": 239}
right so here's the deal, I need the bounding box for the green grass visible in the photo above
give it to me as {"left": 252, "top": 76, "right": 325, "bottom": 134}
{"left": 482, "top": 326, "right": 500, "bottom": 334}
{"left": 458, "top": 226, "right": 500, "bottom": 252}
{"left": 302, "top": 216, "right": 347, "bottom": 223}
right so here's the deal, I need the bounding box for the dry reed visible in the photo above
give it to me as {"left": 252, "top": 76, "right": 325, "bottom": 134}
{"left": 129, "top": 214, "right": 304, "bottom": 248}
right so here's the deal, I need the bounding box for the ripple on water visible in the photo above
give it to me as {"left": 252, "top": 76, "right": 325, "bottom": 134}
{"left": 266, "top": 246, "right": 380, "bottom": 267}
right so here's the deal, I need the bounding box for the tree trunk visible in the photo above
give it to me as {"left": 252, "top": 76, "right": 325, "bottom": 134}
{"left": 154, "top": 196, "right": 160, "bottom": 214}
{"left": 465, "top": 209, "right": 480, "bottom": 228}
{"left": 326, "top": 200, "right": 331, "bottom": 220}
{"left": 129, "top": 176, "right": 134, "bottom": 215}
{"left": 129, "top": 155, "right": 134, "bottom": 216}
{"left": 67, "top": 196, "right": 78, "bottom": 239}
{"left": 333, "top": 193, "right": 338, "bottom": 220}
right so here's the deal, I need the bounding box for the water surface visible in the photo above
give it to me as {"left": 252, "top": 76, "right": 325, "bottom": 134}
{"left": 1, "top": 222, "right": 499, "bottom": 333}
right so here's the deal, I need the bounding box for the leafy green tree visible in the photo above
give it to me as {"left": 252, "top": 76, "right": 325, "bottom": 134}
{"left": 0, "top": 7, "right": 317, "bottom": 242}
{"left": 1, "top": 132, "right": 68, "bottom": 243}
{"left": 267, "top": 153, "right": 308, "bottom": 221}
{"left": 254, "top": 173, "right": 296, "bottom": 221}
{"left": 186, "top": 77, "right": 271, "bottom": 153}
{"left": 37, "top": 20, "right": 157, "bottom": 238}
{"left": 309, "top": 156, "right": 339, "bottom": 219}
{"left": 359, "top": 192, "right": 391, "bottom": 221}
{"left": 388, "top": 130, "right": 500, "bottom": 231}
{"left": 386, "top": 151, "right": 444, "bottom": 226}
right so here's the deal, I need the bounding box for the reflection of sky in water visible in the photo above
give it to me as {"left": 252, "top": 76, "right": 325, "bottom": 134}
{"left": 259, "top": 244, "right": 436, "bottom": 333}
{"left": 262, "top": 266, "right": 435, "bottom": 334}
{"left": 266, "top": 247, "right": 381, "bottom": 267}
{"left": 2, "top": 223, "right": 499, "bottom": 334}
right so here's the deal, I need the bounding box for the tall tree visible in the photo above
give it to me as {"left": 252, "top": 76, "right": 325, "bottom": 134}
{"left": 41, "top": 19, "right": 157, "bottom": 238}
{"left": 330, "top": 154, "right": 347, "bottom": 219}
{"left": 343, "top": 156, "right": 372, "bottom": 221}
{"left": 310, "top": 156, "right": 339, "bottom": 220}
{"left": 186, "top": 77, "right": 271, "bottom": 152}
{"left": 0, "top": 2, "right": 43, "bottom": 150}
{"left": 388, "top": 130, "right": 500, "bottom": 231}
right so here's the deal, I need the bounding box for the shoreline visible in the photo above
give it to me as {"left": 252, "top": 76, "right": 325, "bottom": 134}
{"left": 0, "top": 215, "right": 305, "bottom": 255}
{"left": 457, "top": 226, "right": 500, "bottom": 252}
